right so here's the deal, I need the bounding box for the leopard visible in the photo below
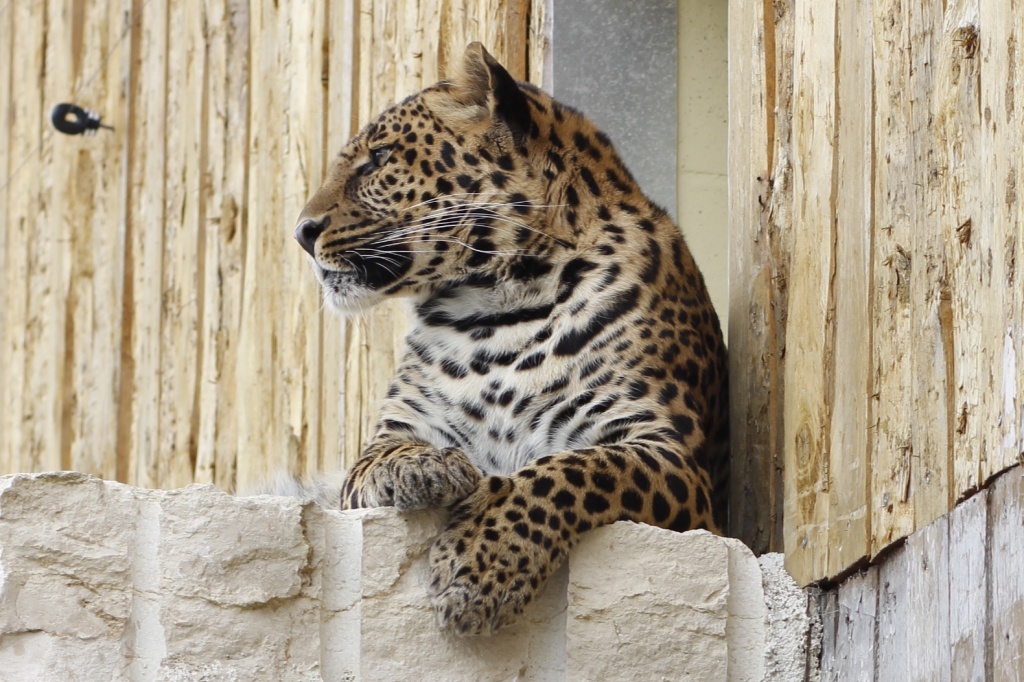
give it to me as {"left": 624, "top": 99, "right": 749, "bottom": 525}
{"left": 293, "top": 43, "right": 729, "bottom": 636}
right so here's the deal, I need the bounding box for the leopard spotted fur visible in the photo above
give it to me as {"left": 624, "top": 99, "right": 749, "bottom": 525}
{"left": 294, "top": 43, "right": 729, "bottom": 636}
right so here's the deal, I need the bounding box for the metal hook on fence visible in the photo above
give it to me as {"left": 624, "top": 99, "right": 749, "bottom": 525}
{"left": 51, "top": 103, "right": 114, "bottom": 136}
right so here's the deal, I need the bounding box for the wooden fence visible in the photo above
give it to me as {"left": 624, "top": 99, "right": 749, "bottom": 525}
{"left": 730, "top": 0, "right": 1024, "bottom": 584}
{"left": 0, "top": 0, "right": 546, "bottom": 494}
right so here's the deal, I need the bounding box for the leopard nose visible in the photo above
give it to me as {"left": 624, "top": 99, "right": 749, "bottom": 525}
{"left": 294, "top": 217, "right": 329, "bottom": 257}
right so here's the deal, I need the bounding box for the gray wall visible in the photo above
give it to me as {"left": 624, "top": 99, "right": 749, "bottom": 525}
{"left": 551, "top": 0, "right": 679, "bottom": 217}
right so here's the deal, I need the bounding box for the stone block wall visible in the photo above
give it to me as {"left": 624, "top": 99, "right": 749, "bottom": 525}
{"left": 0, "top": 473, "right": 818, "bottom": 681}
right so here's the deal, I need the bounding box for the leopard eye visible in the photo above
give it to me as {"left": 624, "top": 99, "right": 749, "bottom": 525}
{"left": 370, "top": 146, "right": 391, "bottom": 168}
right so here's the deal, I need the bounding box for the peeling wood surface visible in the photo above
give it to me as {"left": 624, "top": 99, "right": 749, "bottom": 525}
{"left": 728, "top": 0, "right": 795, "bottom": 557}
{"left": 0, "top": 0, "right": 540, "bottom": 491}
{"left": 819, "top": 465, "right": 1024, "bottom": 680}
{"left": 731, "top": 0, "right": 1024, "bottom": 582}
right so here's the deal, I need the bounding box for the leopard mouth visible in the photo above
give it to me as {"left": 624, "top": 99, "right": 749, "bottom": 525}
{"left": 314, "top": 242, "right": 413, "bottom": 293}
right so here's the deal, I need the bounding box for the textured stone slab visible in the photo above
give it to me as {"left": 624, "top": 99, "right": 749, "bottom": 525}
{"left": 322, "top": 507, "right": 568, "bottom": 682}
{"left": 567, "top": 524, "right": 734, "bottom": 681}
{"left": 0, "top": 473, "right": 811, "bottom": 681}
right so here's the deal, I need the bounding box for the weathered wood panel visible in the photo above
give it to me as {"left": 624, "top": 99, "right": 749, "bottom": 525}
{"left": 731, "top": 0, "right": 1024, "bottom": 581}
{"left": 194, "top": 0, "right": 250, "bottom": 490}
{"left": 990, "top": 468, "right": 1024, "bottom": 682}
{"left": 826, "top": 0, "right": 873, "bottom": 580}
{"left": 948, "top": 492, "right": 987, "bottom": 682}
{"left": 820, "top": 465, "right": 1023, "bottom": 679}
{"left": 64, "top": 0, "right": 133, "bottom": 482}
{"left": 782, "top": 0, "right": 837, "bottom": 584}
{"left": 0, "top": 0, "right": 544, "bottom": 491}
{"left": 727, "top": 0, "right": 795, "bottom": 556}
{"left": 820, "top": 567, "right": 877, "bottom": 682}
{"left": 0, "top": 4, "right": 11, "bottom": 459}
{"left": 2, "top": 1, "right": 47, "bottom": 474}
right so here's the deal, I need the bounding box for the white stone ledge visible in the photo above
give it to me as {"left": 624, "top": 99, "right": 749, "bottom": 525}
{"left": 0, "top": 473, "right": 817, "bottom": 681}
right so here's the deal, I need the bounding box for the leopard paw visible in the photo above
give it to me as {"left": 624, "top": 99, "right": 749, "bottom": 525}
{"left": 427, "top": 476, "right": 569, "bottom": 636}
{"left": 342, "top": 445, "right": 481, "bottom": 510}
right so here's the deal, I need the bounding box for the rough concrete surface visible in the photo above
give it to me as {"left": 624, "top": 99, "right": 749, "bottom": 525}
{"left": 0, "top": 473, "right": 817, "bottom": 680}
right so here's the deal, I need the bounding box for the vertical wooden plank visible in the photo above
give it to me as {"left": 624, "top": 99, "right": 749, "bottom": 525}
{"left": 826, "top": 0, "right": 873, "bottom": 579}
{"left": 978, "top": 0, "right": 1023, "bottom": 484}
{"left": 122, "top": 0, "right": 168, "bottom": 488}
{"left": 65, "top": 0, "right": 133, "bottom": 481}
{"left": 527, "top": 0, "right": 551, "bottom": 89}
{"left": 194, "top": 0, "right": 250, "bottom": 490}
{"left": 280, "top": 0, "right": 327, "bottom": 479}
{"left": 22, "top": 0, "right": 71, "bottom": 475}
{"left": 782, "top": 0, "right": 837, "bottom": 585}
{"left": 237, "top": 0, "right": 284, "bottom": 490}
{"left": 818, "top": 590, "right": 840, "bottom": 681}
{"left": 907, "top": 0, "right": 955, "bottom": 533}
{"left": 870, "top": 0, "right": 916, "bottom": 556}
{"left": 1015, "top": 1, "right": 1024, "bottom": 485}
{"left": 0, "top": 0, "right": 40, "bottom": 474}
{"left": 925, "top": 0, "right": 981, "bottom": 529}
{"left": 906, "top": 515, "right": 951, "bottom": 681}
{"left": 833, "top": 568, "right": 878, "bottom": 682}
{"left": 728, "top": 0, "right": 795, "bottom": 556}
{"left": 156, "top": 0, "right": 205, "bottom": 488}
{"left": 726, "top": 0, "right": 764, "bottom": 549}
{"left": 875, "top": 546, "right": 909, "bottom": 680}
{"left": 0, "top": 3, "right": 13, "bottom": 456}
{"left": 946, "top": 0, "right": 995, "bottom": 499}
{"left": 948, "top": 491, "right": 987, "bottom": 682}
{"left": 990, "top": 467, "right": 1024, "bottom": 682}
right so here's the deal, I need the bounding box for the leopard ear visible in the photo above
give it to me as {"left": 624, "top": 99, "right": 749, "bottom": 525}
{"left": 454, "top": 42, "right": 531, "bottom": 142}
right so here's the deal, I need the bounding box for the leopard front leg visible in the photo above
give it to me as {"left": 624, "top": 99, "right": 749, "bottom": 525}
{"left": 427, "top": 442, "right": 717, "bottom": 636}
{"left": 340, "top": 440, "right": 481, "bottom": 511}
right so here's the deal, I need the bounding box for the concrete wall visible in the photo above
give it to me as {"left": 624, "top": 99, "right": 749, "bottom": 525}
{"left": 0, "top": 472, "right": 818, "bottom": 681}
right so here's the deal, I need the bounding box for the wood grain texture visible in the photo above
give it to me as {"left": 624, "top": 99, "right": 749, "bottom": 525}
{"left": 990, "top": 468, "right": 1024, "bottom": 682}
{"left": 907, "top": 0, "right": 954, "bottom": 533}
{"left": 874, "top": 544, "right": 909, "bottom": 679}
{"left": 826, "top": 0, "right": 873, "bottom": 578}
{"left": 727, "top": 0, "right": 794, "bottom": 556}
{"left": 123, "top": 0, "right": 169, "bottom": 488}
{"left": 194, "top": 0, "right": 250, "bottom": 490}
{"left": 2, "top": 0, "right": 46, "bottom": 475}
{"left": 829, "top": 567, "right": 878, "bottom": 682}
{"left": 782, "top": 0, "right": 837, "bottom": 585}
{"left": 819, "top": 465, "right": 1023, "bottom": 679}
{"left": 870, "top": 0, "right": 917, "bottom": 557}
{"left": 0, "top": 2, "right": 11, "bottom": 463}
{"left": 948, "top": 491, "right": 987, "bottom": 682}
{"left": 727, "top": 0, "right": 1023, "bottom": 580}
{"left": 64, "top": 0, "right": 133, "bottom": 481}
{"left": 978, "top": 0, "right": 1023, "bottom": 484}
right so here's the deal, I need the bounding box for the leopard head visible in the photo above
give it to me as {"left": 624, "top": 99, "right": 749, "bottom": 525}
{"left": 295, "top": 43, "right": 570, "bottom": 314}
